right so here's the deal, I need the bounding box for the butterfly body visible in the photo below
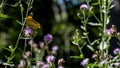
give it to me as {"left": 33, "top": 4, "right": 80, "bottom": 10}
{"left": 26, "top": 15, "right": 40, "bottom": 29}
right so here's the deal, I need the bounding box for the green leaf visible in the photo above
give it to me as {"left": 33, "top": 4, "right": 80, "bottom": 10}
{"left": 10, "top": 2, "right": 20, "bottom": 7}
{"left": 3, "top": 48, "right": 12, "bottom": 52}
{"left": 80, "top": 26, "right": 86, "bottom": 31}
{"left": 87, "top": 45, "right": 94, "bottom": 52}
{"left": 72, "top": 41, "right": 79, "bottom": 45}
{"left": 91, "top": 1, "right": 100, "bottom": 5}
{"left": 4, "top": 56, "right": 8, "bottom": 60}
{"left": 91, "top": 39, "right": 99, "bottom": 45}
{"left": 9, "top": 55, "right": 15, "bottom": 61}
{"left": 83, "top": 32, "right": 88, "bottom": 36}
{"left": 81, "top": 36, "right": 87, "bottom": 39}
{"left": 0, "top": 13, "right": 9, "bottom": 18}
{"left": 3, "top": 63, "right": 14, "bottom": 66}
{"left": 16, "top": 20, "right": 23, "bottom": 25}
{"left": 110, "top": 5, "right": 115, "bottom": 9}
{"left": 70, "top": 54, "right": 84, "bottom": 59}
{"left": 99, "top": 41, "right": 109, "bottom": 50}
{"left": 87, "top": 22, "right": 102, "bottom": 26}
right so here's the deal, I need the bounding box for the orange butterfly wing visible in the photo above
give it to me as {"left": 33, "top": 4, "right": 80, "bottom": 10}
{"left": 26, "top": 15, "right": 40, "bottom": 29}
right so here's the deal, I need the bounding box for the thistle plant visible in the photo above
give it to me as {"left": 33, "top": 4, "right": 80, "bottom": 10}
{"left": 72, "top": 0, "right": 120, "bottom": 68}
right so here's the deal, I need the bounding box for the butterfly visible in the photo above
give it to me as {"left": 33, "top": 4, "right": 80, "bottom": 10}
{"left": 26, "top": 13, "right": 40, "bottom": 29}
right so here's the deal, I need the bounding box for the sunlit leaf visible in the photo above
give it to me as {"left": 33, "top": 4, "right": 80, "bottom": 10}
{"left": 0, "top": 13, "right": 9, "bottom": 18}
{"left": 110, "top": 5, "right": 115, "bottom": 9}
{"left": 3, "top": 63, "right": 14, "bottom": 66}
{"left": 87, "top": 45, "right": 94, "bottom": 52}
{"left": 99, "top": 41, "right": 109, "bottom": 50}
{"left": 80, "top": 26, "right": 86, "bottom": 31}
{"left": 87, "top": 22, "right": 102, "bottom": 26}
{"left": 83, "top": 32, "right": 88, "bottom": 36}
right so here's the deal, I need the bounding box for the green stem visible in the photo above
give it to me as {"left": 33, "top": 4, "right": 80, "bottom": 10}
{"left": 82, "top": 11, "right": 91, "bottom": 45}
{"left": 0, "top": 0, "right": 7, "bottom": 13}
{"left": 5, "top": 0, "right": 32, "bottom": 67}
{"left": 98, "top": 0, "right": 103, "bottom": 24}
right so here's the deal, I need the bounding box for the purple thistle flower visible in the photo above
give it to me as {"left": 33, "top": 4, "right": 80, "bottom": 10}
{"left": 39, "top": 41, "right": 45, "bottom": 48}
{"left": 105, "top": 25, "right": 116, "bottom": 35}
{"left": 80, "top": 4, "right": 88, "bottom": 10}
{"left": 46, "top": 55, "right": 55, "bottom": 63}
{"left": 113, "top": 48, "right": 120, "bottom": 55}
{"left": 52, "top": 46, "right": 58, "bottom": 51}
{"left": 99, "top": 61, "right": 105, "bottom": 66}
{"left": 18, "top": 60, "right": 26, "bottom": 68}
{"left": 37, "top": 61, "right": 45, "bottom": 66}
{"left": 51, "top": 45, "right": 59, "bottom": 54}
{"left": 80, "top": 58, "right": 89, "bottom": 66}
{"left": 23, "top": 51, "right": 31, "bottom": 59}
{"left": 41, "top": 64, "right": 49, "bottom": 68}
{"left": 24, "top": 27, "right": 33, "bottom": 37}
{"left": 105, "top": 29, "right": 115, "bottom": 35}
{"left": 44, "top": 34, "right": 53, "bottom": 43}
{"left": 92, "top": 54, "right": 97, "bottom": 59}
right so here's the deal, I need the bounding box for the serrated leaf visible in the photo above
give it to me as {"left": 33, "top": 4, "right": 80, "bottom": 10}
{"left": 87, "top": 22, "right": 102, "bottom": 26}
{"left": 87, "top": 45, "right": 94, "bottom": 52}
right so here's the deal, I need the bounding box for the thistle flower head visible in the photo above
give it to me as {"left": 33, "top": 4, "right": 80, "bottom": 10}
{"left": 80, "top": 4, "right": 88, "bottom": 10}
{"left": 24, "top": 27, "right": 33, "bottom": 37}
{"left": 113, "top": 48, "right": 120, "bottom": 55}
{"left": 46, "top": 55, "right": 55, "bottom": 63}
{"left": 44, "top": 34, "right": 53, "bottom": 43}
{"left": 80, "top": 58, "right": 89, "bottom": 66}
